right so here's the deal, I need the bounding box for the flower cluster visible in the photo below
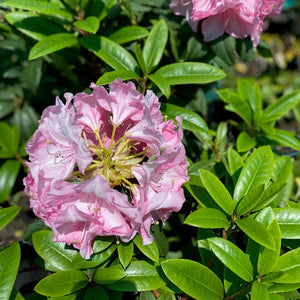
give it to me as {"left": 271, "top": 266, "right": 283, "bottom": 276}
{"left": 170, "top": 0, "right": 284, "bottom": 46}
{"left": 24, "top": 79, "right": 188, "bottom": 259}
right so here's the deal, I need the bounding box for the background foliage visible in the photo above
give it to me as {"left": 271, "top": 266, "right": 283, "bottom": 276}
{"left": 0, "top": 0, "right": 300, "bottom": 299}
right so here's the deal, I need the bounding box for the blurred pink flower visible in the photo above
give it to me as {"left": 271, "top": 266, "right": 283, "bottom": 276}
{"left": 170, "top": 0, "right": 284, "bottom": 46}
{"left": 24, "top": 79, "right": 188, "bottom": 259}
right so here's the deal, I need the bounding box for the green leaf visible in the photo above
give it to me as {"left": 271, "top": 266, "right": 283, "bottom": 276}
{"left": 0, "top": 122, "right": 19, "bottom": 158}
{"left": 236, "top": 218, "right": 275, "bottom": 250}
{"left": 106, "top": 261, "right": 166, "bottom": 292}
{"left": 148, "top": 73, "right": 170, "bottom": 98}
{"left": 135, "top": 43, "right": 146, "bottom": 74}
{"left": 21, "top": 59, "right": 43, "bottom": 93}
{"left": 74, "top": 16, "right": 100, "bottom": 34}
{"left": 84, "top": 285, "right": 109, "bottom": 300}
{"left": 228, "top": 148, "right": 244, "bottom": 177}
{"left": 236, "top": 132, "right": 256, "bottom": 152}
{"left": 29, "top": 33, "right": 78, "bottom": 60}
{"left": 96, "top": 70, "right": 140, "bottom": 85}
{"left": 259, "top": 90, "right": 300, "bottom": 123}
{"left": 271, "top": 248, "right": 300, "bottom": 283}
{"left": 92, "top": 236, "right": 115, "bottom": 253}
{"left": 34, "top": 270, "right": 88, "bottom": 297}
{"left": 273, "top": 208, "right": 300, "bottom": 239}
{"left": 211, "top": 35, "right": 236, "bottom": 67}
{"left": 0, "top": 243, "right": 21, "bottom": 300}
{"left": 134, "top": 234, "right": 159, "bottom": 263}
{"left": 3, "top": 0, "right": 73, "bottom": 21}
{"left": 234, "top": 146, "right": 274, "bottom": 202}
{"left": 199, "top": 169, "right": 235, "bottom": 215}
{"left": 237, "top": 78, "right": 262, "bottom": 122}
{"left": 184, "top": 208, "right": 230, "bottom": 229}
{"left": 143, "top": 19, "right": 168, "bottom": 73}
{"left": 109, "top": 26, "right": 149, "bottom": 44}
{"left": 94, "top": 264, "right": 125, "bottom": 285}
{"left": 268, "top": 282, "right": 300, "bottom": 293}
{"left": 218, "top": 90, "right": 252, "bottom": 125}
{"left": 80, "top": 35, "right": 139, "bottom": 73}
{"left": 0, "top": 206, "right": 21, "bottom": 230}
{"left": 155, "top": 63, "right": 226, "bottom": 85}
{"left": 266, "top": 128, "right": 300, "bottom": 151}
{"left": 0, "top": 99, "right": 14, "bottom": 119}
{"left": 251, "top": 281, "right": 270, "bottom": 300}
{"left": 161, "top": 259, "right": 224, "bottom": 300}
{"left": 208, "top": 238, "right": 253, "bottom": 282}
{"left": 0, "top": 160, "right": 21, "bottom": 204}
{"left": 236, "top": 184, "right": 264, "bottom": 217}
{"left": 118, "top": 241, "right": 133, "bottom": 268}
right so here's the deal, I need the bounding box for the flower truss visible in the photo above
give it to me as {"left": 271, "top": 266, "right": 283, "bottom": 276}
{"left": 24, "top": 79, "right": 189, "bottom": 259}
{"left": 170, "top": 0, "right": 284, "bottom": 46}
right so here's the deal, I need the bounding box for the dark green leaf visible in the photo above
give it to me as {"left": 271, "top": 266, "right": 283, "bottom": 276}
{"left": 184, "top": 208, "right": 229, "bottom": 229}
{"left": 0, "top": 122, "right": 19, "bottom": 158}
{"left": 0, "top": 243, "right": 21, "bottom": 300}
{"left": 211, "top": 35, "right": 236, "bottom": 67}
{"left": 161, "top": 259, "right": 223, "bottom": 300}
{"left": 143, "top": 19, "right": 168, "bottom": 73}
{"left": 34, "top": 270, "right": 88, "bottom": 297}
{"left": 118, "top": 241, "right": 133, "bottom": 268}
{"left": 106, "top": 261, "right": 166, "bottom": 292}
{"left": 21, "top": 59, "right": 43, "bottom": 93}
{"left": 234, "top": 146, "right": 274, "bottom": 202}
{"left": 148, "top": 73, "right": 170, "bottom": 98}
{"left": 96, "top": 70, "right": 140, "bottom": 85}
{"left": 208, "top": 238, "right": 253, "bottom": 282}
{"left": 236, "top": 218, "right": 275, "bottom": 250}
{"left": 134, "top": 234, "right": 159, "bottom": 263}
{"left": 0, "top": 160, "right": 21, "bottom": 204}
{"left": 80, "top": 36, "right": 139, "bottom": 73}
{"left": 94, "top": 264, "right": 125, "bottom": 285}
{"left": 84, "top": 285, "right": 109, "bottom": 300}
{"left": 273, "top": 208, "right": 300, "bottom": 239}
{"left": 259, "top": 90, "right": 300, "bottom": 123}
{"left": 266, "top": 129, "right": 300, "bottom": 151}
{"left": 0, "top": 99, "right": 14, "bottom": 118}
{"left": 199, "top": 169, "right": 235, "bottom": 215}
{"left": 155, "top": 63, "right": 226, "bottom": 85}
{"left": 109, "top": 26, "right": 148, "bottom": 44}
{"left": 29, "top": 33, "right": 78, "bottom": 60}
{"left": 74, "top": 16, "right": 100, "bottom": 34}
{"left": 0, "top": 206, "right": 21, "bottom": 230}
{"left": 237, "top": 132, "right": 256, "bottom": 152}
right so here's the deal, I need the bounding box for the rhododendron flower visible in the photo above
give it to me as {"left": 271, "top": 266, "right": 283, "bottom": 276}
{"left": 24, "top": 79, "right": 188, "bottom": 259}
{"left": 170, "top": 0, "right": 284, "bottom": 46}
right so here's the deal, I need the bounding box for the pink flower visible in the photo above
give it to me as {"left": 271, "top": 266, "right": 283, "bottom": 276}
{"left": 24, "top": 79, "right": 188, "bottom": 258}
{"left": 170, "top": 0, "right": 284, "bottom": 46}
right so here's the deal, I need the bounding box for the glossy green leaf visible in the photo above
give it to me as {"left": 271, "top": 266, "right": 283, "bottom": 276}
{"left": 268, "top": 282, "right": 300, "bottom": 293}
{"left": 251, "top": 281, "right": 270, "bottom": 300}
{"left": 0, "top": 160, "right": 21, "bottom": 204}
{"left": 3, "top": 0, "right": 73, "bottom": 21}
{"left": 34, "top": 270, "right": 88, "bottom": 297}
{"left": 228, "top": 148, "right": 244, "bottom": 177}
{"left": 199, "top": 169, "right": 235, "bottom": 215}
{"left": 161, "top": 259, "right": 223, "bottom": 300}
{"left": 237, "top": 78, "right": 262, "bottom": 122}
{"left": 273, "top": 208, "right": 300, "bottom": 239}
{"left": 259, "top": 90, "right": 300, "bottom": 123}
{"left": 0, "top": 243, "right": 21, "bottom": 300}
{"left": 118, "top": 241, "right": 133, "bottom": 268}
{"left": 266, "top": 128, "right": 300, "bottom": 151}
{"left": 94, "top": 264, "right": 125, "bottom": 285}
{"left": 236, "top": 218, "right": 275, "bottom": 250}
{"left": 143, "top": 19, "right": 168, "bottom": 73}
{"left": 237, "top": 132, "right": 256, "bottom": 152}
{"left": 0, "top": 122, "right": 19, "bottom": 158}
{"left": 80, "top": 36, "right": 139, "bottom": 73}
{"left": 148, "top": 73, "right": 170, "bottom": 98}
{"left": 106, "top": 261, "right": 166, "bottom": 292}
{"left": 74, "top": 16, "right": 100, "bottom": 34}
{"left": 208, "top": 238, "right": 253, "bottom": 282}
{"left": 134, "top": 234, "right": 159, "bottom": 263}
{"left": 273, "top": 156, "right": 293, "bottom": 184}
{"left": 0, "top": 206, "right": 21, "bottom": 230}
{"left": 234, "top": 146, "right": 274, "bottom": 202}
{"left": 96, "top": 70, "right": 140, "bottom": 85}
{"left": 218, "top": 90, "right": 252, "bottom": 125}
{"left": 29, "top": 33, "right": 78, "bottom": 60}
{"left": 155, "top": 63, "right": 226, "bottom": 85}
{"left": 92, "top": 236, "right": 115, "bottom": 253}
{"left": 236, "top": 185, "right": 264, "bottom": 217}
{"left": 271, "top": 248, "right": 300, "bottom": 283}
{"left": 135, "top": 43, "right": 146, "bottom": 74}
{"left": 109, "top": 26, "right": 148, "bottom": 44}
{"left": 184, "top": 208, "right": 229, "bottom": 229}
{"left": 84, "top": 285, "right": 109, "bottom": 300}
